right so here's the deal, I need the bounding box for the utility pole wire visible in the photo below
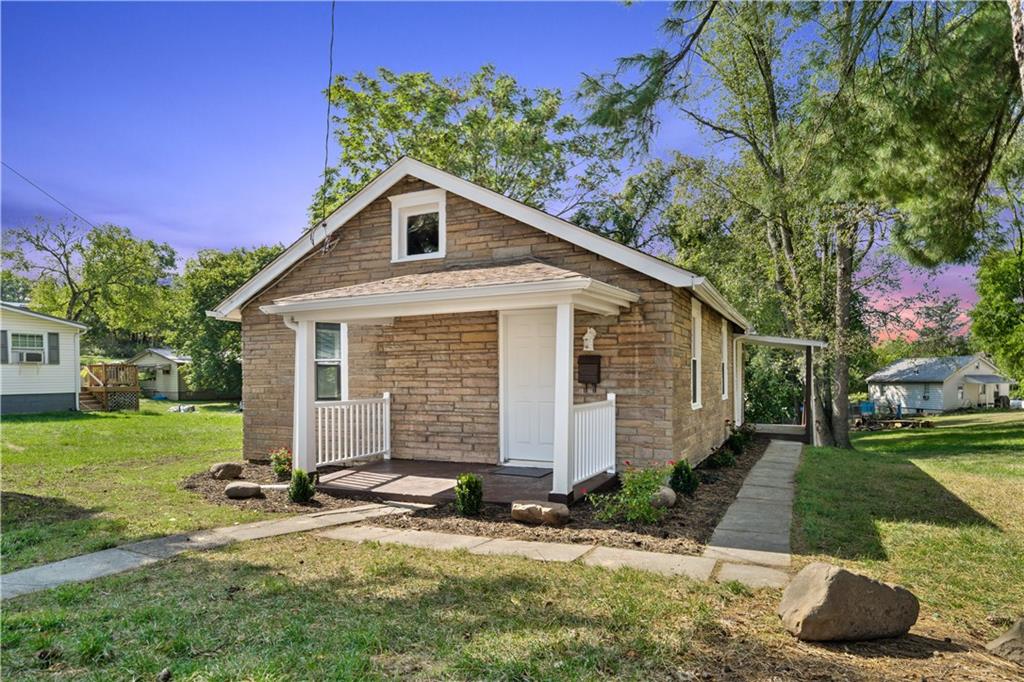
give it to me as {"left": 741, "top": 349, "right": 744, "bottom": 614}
{"left": 1, "top": 161, "right": 97, "bottom": 228}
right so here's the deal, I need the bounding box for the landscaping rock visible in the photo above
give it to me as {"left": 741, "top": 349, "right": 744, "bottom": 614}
{"left": 210, "top": 462, "right": 243, "bottom": 480}
{"left": 986, "top": 618, "right": 1024, "bottom": 666}
{"left": 511, "top": 500, "right": 569, "bottom": 527}
{"left": 224, "top": 481, "right": 261, "bottom": 499}
{"left": 650, "top": 486, "right": 677, "bottom": 508}
{"left": 778, "top": 562, "right": 919, "bottom": 641}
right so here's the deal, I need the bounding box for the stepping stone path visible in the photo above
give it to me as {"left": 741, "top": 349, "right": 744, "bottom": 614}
{"left": 0, "top": 503, "right": 420, "bottom": 600}
{"left": 703, "top": 439, "right": 803, "bottom": 588}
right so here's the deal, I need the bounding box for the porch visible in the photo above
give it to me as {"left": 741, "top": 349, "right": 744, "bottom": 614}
{"left": 261, "top": 261, "right": 639, "bottom": 503}
{"left": 317, "top": 458, "right": 616, "bottom": 505}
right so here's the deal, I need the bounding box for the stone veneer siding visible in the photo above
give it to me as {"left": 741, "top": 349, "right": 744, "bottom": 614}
{"left": 240, "top": 175, "right": 735, "bottom": 466}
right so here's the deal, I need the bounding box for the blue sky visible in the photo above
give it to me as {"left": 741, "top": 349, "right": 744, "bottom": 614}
{"left": 2, "top": 1, "right": 974, "bottom": 314}
{"left": 2, "top": 1, "right": 697, "bottom": 256}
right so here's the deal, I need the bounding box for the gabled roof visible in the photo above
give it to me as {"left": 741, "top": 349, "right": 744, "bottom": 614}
{"left": 0, "top": 301, "right": 89, "bottom": 330}
{"left": 128, "top": 348, "right": 190, "bottom": 365}
{"left": 208, "top": 157, "right": 751, "bottom": 330}
{"left": 866, "top": 355, "right": 977, "bottom": 383}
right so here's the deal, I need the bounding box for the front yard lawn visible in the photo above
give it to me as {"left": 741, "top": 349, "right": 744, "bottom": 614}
{"left": 794, "top": 411, "right": 1024, "bottom": 641}
{"left": 1, "top": 534, "right": 1014, "bottom": 680}
{"left": 1, "top": 400, "right": 272, "bottom": 572}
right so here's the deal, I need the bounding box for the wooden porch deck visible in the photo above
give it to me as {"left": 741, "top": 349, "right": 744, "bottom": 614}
{"left": 316, "top": 459, "right": 616, "bottom": 505}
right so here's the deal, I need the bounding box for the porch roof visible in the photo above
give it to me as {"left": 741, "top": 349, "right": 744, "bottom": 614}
{"left": 963, "top": 374, "right": 1009, "bottom": 385}
{"left": 260, "top": 260, "right": 640, "bottom": 320}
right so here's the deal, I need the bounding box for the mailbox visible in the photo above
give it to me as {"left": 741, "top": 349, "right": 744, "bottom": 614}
{"left": 578, "top": 354, "right": 601, "bottom": 390}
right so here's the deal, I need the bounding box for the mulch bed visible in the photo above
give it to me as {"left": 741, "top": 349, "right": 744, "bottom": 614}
{"left": 180, "top": 463, "right": 364, "bottom": 514}
{"left": 373, "top": 437, "right": 771, "bottom": 556}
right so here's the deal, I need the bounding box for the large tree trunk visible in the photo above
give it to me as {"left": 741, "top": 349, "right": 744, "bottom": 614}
{"left": 1010, "top": 0, "right": 1024, "bottom": 98}
{"left": 831, "top": 225, "right": 855, "bottom": 449}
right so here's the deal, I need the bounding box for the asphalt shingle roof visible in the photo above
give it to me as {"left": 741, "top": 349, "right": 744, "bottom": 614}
{"left": 866, "top": 356, "right": 974, "bottom": 383}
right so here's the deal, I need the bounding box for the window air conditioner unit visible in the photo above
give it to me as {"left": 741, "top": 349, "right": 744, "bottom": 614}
{"left": 17, "top": 351, "right": 44, "bottom": 364}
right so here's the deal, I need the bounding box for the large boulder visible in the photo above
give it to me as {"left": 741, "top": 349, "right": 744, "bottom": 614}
{"left": 986, "top": 619, "right": 1024, "bottom": 666}
{"left": 224, "top": 481, "right": 261, "bottom": 499}
{"left": 210, "top": 462, "right": 243, "bottom": 480}
{"left": 778, "top": 562, "right": 919, "bottom": 641}
{"left": 511, "top": 500, "right": 570, "bottom": 527}
{"left": 650, "top": 486, "right": 677, "bottom": 509}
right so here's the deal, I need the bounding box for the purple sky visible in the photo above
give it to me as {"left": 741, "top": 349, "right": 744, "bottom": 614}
{"left": 1, "top": 1, "right": 977, "bottom": 322}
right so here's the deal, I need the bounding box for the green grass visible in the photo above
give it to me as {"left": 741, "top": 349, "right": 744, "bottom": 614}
{"left": 0, "top": 534, "right": 767, "bottom": 680}
{"left": 1, "top": 400, "right": 271, "bottom": 572}
{"left": 794, "top": 411, "right": 1024, "bottom": 637}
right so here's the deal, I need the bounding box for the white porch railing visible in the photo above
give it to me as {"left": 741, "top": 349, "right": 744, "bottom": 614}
{"left": 315, "top": 393, "right": 391, "bottom": 466}
{"left": 571, "top": 392, "right": 616, "bottom": 485}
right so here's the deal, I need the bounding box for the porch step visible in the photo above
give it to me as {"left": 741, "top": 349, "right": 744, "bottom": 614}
{"left": 78, "top": 392, "right": 103, "bottom": 412}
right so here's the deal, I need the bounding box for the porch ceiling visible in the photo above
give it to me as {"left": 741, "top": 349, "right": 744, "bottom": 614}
{"left": 259, "top": 260, "right": 640, "bottom": 321}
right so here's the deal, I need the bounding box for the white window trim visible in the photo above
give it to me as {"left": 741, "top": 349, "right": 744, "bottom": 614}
{"left": 388, "top": 188, "right": 446, "bottom": 263}
{"left": 313, "top": 322, "right": 348, "bottom": 403}
{"left": 691, "top": 299, "right": 702, "bottom": 410}
{"left": 9, "top": 332, "right": 46, "bottom": 364}
{"left": 721, "top": 318, "right": 728, "bottom": 401}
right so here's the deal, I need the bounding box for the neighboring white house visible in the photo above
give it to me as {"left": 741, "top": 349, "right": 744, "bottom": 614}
{"left": 0, "top": 302, "right": 88, "bottom": 415}
{"left": 128, "top": 348, "right": 237, "bottom": 401}
{"left": 128, "top": 348, "right": 191, "bottom": 400}
{"left": 866, "top": 354, "right": 1014, "bottom": 414}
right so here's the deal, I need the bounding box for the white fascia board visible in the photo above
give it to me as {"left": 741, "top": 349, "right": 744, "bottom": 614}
{"left": 0, "top": 303, "right": 89, "bottom": 330}
{"left": 210, "top": 157, "right": 696, "bottom": 321}
{"left": 688, "top": 278, "right": 751, "bottom": 331}
{"left": 736, "top": 333, "right": 828, "bottom": 349}
{"left": 261, "top": 277, "right": 638, "bottom": 318}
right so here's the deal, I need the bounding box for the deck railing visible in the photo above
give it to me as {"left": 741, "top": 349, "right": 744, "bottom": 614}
{"left": 83, "top": 363, "right": 138, "bottom": 388}
{"left": 571, "top": 392, "right": 616, "bottom": 485}
{"left": 315, "top": 393, "right": 391, "bottom": 466}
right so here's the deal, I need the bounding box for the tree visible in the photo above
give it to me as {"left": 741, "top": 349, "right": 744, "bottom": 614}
{"left": 972, "top": 247, "right": 1024, "bottom": 382}
{"left": 167, "top": 245, "right": 284, "bottom": 395}
{"left": 581, "top": 2, "right": 1021, "bottom": 448}
{"left": 2, "top": 218, "right": 176, "bottom": 342}
{"left": 0, "top": 271, "right": 31, "bottom": 303}
{"left": 1010, "top": 0, "right": 1024, "bottom": 97}
{"left": 310, "top": 64, "right": 618, "bottom": 224}
{"left": 914, "top": 296, "right": 971, "bottom": 357}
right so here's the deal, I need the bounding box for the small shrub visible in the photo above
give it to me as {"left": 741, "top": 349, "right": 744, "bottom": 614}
{"left": 269, "top": 447, "right": 292, "bottom": 479}
{"left": 591, "top": 467, "right": 668, "bottom": 524}
{"left": 668, "top": 459, "right": 699, "bottom": 497}
{"left": 454, "top": 473, "right": 483, "bottom": 516}
{"left": 288, "top": 468, "right": 315, "bottom": 503}
{"left": 704, "top": 446, "right": 736, "bottom": 469}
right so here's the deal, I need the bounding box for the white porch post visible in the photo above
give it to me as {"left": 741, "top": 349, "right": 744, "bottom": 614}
{"left": 292, "top": 319, "right": 317, "bottom": 473}
{"left": 550, "top": 302, "right": 575, "bottom": 502}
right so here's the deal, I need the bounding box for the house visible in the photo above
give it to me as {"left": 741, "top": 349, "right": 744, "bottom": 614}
{"left": 866, "top": 354, "right": 1014, "bottom": 414}
{"left": 128, "top": 348, "right": 236, "bottom": 401}
{"left": 0, "top": 301, "right": 88, "bottom": 415}
{"left": 209, "top": 157, "right": 822, "bottom": 503}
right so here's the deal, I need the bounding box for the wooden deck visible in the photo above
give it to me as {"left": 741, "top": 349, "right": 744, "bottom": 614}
{"left": 317, "top": 458, "right": 616, "bottom": 505}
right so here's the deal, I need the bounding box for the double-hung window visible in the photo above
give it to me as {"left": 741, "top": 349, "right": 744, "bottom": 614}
{"left": 691, "top": 299, "right": 702, "bottom": 409}
{"left": 314, "top": 322, "right": 347, "bottom": 401}
{"left": 389, "top": 189, "right": 446, "bottom": 262}
{"left": 721, "top": 319, "right": 729, "bottom": 400}
{"left": 11, "top": 333, "right": 45, "bottom": 363}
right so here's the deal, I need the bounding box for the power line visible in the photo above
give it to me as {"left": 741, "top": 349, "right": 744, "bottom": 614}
{"left": 1, "top": 161, "right": 97, "bottom": 228}
{"left": 318, "top": 0, "right": 336, "bottom": 229}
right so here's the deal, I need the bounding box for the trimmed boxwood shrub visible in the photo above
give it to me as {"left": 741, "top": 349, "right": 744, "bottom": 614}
{"left": 668, "top": 460, "right": 700, "bottom": 497}
{"left": 454, "top": 473, "right": 483, "bottom": 516}
{"left": 288, "top": 469, "right": 315, "bottom": 503}
{"left": 704, "top": 446, "right": 736, "bottom": 469}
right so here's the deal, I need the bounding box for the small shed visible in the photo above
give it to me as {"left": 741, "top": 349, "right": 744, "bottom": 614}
{"left": 866, "top": 354, "right": 1014, "bottom": 414}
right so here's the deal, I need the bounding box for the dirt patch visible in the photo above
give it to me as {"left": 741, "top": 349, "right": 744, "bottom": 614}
{"left": 373, "top": 438, "right": 770, "bottom": 555}
{"left": 180, "top": 463, "right": 364, "bottom": 514}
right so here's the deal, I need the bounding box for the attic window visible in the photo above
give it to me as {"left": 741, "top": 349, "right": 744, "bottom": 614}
{"left": 389, "top": 189, "right": 446, "bottom": 262}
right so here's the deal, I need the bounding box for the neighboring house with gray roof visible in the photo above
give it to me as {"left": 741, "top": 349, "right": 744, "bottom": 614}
{"left": 128, "top": 348, "right": 238, "bottom": 401}
{"left": 866, "top": 354, "right": 1013, "bottom": 413}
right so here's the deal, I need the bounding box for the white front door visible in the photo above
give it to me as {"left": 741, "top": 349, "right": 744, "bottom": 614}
{"left": 502, "top": 309, "right": 556, "bottom": 463}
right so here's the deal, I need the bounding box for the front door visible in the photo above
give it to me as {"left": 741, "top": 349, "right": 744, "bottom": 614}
{"left": 502, "top": 309, "right": 556, "bottom": 463}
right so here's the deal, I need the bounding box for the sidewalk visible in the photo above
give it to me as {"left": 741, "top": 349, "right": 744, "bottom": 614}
{"left": 1, "top": 503, "right": 417, "bottom": 600}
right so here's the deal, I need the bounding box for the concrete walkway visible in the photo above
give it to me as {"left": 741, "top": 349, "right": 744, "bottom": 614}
{"left": 1, "top": 503, "right": 418, "bottom": 600}
{"left": 315, "top": 440, "right": 804, "bottom": 589}
{"left": 702, "top": 439, "right": 803, "bottom": 588}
